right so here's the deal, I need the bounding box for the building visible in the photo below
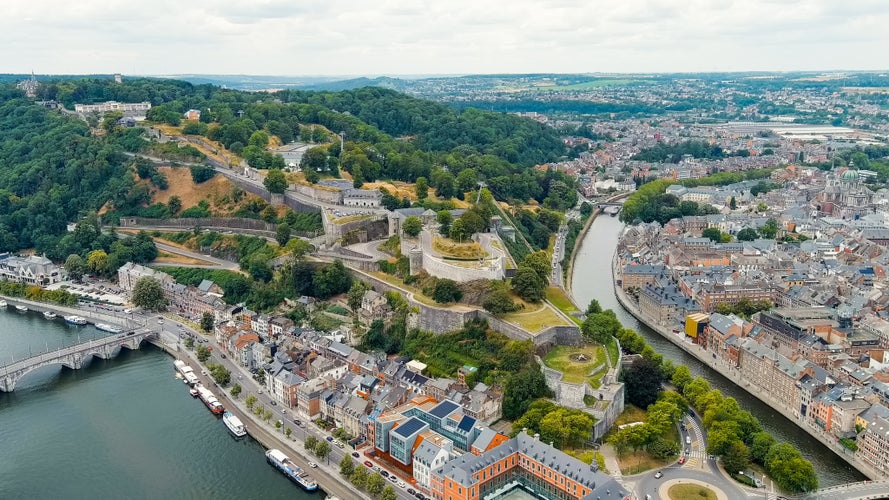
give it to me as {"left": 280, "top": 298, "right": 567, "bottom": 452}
{"left": 620, "top": 264, "right": 668, "bottom": 291}
{"left": 117, "top": 261, "right": 172, "bottom": 293}
{"left": 0, "top": 254, "right": 64, "bottom": 285}
{"left": 74, "top": 101, "right": 151, "bottom": 114}
{"left": 858, "top": 415, "right": 889, "bottom": 473}
{"left": 430, "top": 432, "right": 628, "bottom": 500}
{"left": 413, "top": 437, "right": 454, "bottom": 490}
{"left": 343, "top": 189, "right": 382, "bottom": 208}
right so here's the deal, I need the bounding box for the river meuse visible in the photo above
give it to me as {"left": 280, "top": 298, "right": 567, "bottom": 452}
{"left": 0, "top": 309, "right": 320, "bottom": 499}
{"left": 571, "top": 215, "right": 865, "bottom": 487}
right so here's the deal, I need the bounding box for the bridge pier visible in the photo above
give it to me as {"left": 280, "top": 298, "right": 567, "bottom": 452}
{"left": 0, "top": 331, "right": 157, "bottom": 392}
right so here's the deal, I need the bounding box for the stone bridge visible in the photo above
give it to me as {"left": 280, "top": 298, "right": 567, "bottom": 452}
{"left": 794, "top": 480, "right": 889, "bottom": 500}
{"left": 0, "top": 330, "right": 158, "bottom": 392}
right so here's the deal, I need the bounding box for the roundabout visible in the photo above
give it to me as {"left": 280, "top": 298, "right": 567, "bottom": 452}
{"left": 659, "top": 479, "right": 728, "bottom": 500}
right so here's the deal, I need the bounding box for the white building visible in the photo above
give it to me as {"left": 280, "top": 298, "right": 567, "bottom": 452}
{"left": 74, "top": 101, "right": 151, "bottom": 114}
{"left": 0, "top": 254, "right": 64, "bottom": 285}
{"left": 412, "top": 438, "right": 454, "bottom": 490}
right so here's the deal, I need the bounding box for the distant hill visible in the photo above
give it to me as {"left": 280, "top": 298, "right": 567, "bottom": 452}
{"left": 296, "top": 76, "right": 409, "bottom": 92}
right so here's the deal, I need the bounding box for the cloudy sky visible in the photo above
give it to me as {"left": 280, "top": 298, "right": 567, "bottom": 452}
{"left": 2, "top": 0, "right": 887, "bottom": 76}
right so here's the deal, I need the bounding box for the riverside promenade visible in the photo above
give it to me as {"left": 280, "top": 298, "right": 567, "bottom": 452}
{"left": 610, "top": 253, "right": 884, "bottom": 481}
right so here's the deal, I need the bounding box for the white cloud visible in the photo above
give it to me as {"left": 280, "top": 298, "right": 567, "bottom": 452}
{"left": 0, "top": 0, "right": 887, "bottom": 75}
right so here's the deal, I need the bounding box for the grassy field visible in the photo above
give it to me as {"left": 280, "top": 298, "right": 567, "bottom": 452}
{"left": 538, "top": 79, "right": 639, "bottom": 91}
{"left": 151, "top": 250, "right": 213, "bottom": 266}
{"left": 502, "top": 302, "right": 572, "bottom": 333}
{"left": 667, "top": 484, "right": 717, "bottom": 500}
{"left": 546, "top": 286, "right": 580, "bottom": 315}
{"left": 433, "top": 236, "right": 487, "bottom": 259}
{"left": 614, "top": 405, "right": 647, "bottom": 426}
{"left": 332, "top": 214, "right": 373, "bottom": 225}
{"left": 542, "top": 344, "right": 604, "bottom": 383}
{"left": 605, "top": 336, "right": 620, "bottom": 367}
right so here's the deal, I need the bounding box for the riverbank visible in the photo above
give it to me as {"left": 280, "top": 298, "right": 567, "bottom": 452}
{"left": 609, "top": 253, "right": 883, "bottom": 481}
{"left": 0, "top": 294, "right": 136, "bottom": 330}
{"left": 565, "top": 192, "right": 630, "bottom": 297}
{"left": 152, "top": 333, "right": 370, "bottom": 500}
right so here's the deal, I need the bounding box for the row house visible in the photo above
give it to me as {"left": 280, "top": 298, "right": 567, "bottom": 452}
{"left": 857, "top": 415, "right": 889, "bottom": 473}
{"left": 738, "top": 338, "right": 812, "bottom": 418}
{"left": 620, "top": 264, "right": 669, "bottom": 291}
{"left": 638, "top": 282, "right": 701, "bottom": 327}
{"left": 297, "top": 377, "right": 331, "bottom": 420}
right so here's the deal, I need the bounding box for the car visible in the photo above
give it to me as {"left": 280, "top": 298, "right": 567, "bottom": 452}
{"left": 685, "top": 448, "right": 690, "bottom": 455}
{"left": 388, "top": 475, "right": 397, "bottom": 483}
{"left": 416, "top": 493, "right": 426, "bottom": 500}
{"left": 270, "top": 400, "right": 276, "bottom": 406}
{"left": 307, "top": 462, "right": 317, "bottom": 468}
{"left": 380, "top": 470, "right": 389, "bottom": 478}
{"left": 678, "top": 457, "right": 686, "bottom": 465}
{"left": 407, "top": 488, "right": 416, "bottom": 495}
{"left": 654, "top": 471, "right": 663, "bottom": 479}
{"left": 336, "top": 442, "right": 344, "bottom": 449}
{"left": 326, "top": 436, "right": 334, "bottom": 442}
{"left": 364, "top": 461, "right": 373, "bottom": 468}
{"left": 398, "top": 480, "right": 406, "bottom": 488}
{"left": 256, "top": 389, "right": 262, "bottom": 394}
{"left": 374, "top": 466, "right": 381, "bottom": 472}
{"left": 220, "top": 354, "right": 227, "bottom": 359}
{"left": 352, "top": 452, "right": 360, "bottom": 458}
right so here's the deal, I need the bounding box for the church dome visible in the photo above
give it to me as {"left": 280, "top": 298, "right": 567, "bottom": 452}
{"left": 841, "top": 169, "right": 860, "bottom": 182}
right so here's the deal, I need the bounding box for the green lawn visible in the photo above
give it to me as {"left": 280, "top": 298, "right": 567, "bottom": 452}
{"left": 543, "top": 344, "right": 604, "bottom": 384}
{"left": 668, "top": 484, "right": 717, "bottom": 500}
{"left": 502, "top": 302, "right": 572, "bottom": 333}
{"left": 605, "top": 336, "right": 620, "bottom": 367}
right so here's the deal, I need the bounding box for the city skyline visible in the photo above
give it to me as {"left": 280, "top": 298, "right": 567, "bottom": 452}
{"left": 2, "top": 0, "right": 888, "bottom": 76}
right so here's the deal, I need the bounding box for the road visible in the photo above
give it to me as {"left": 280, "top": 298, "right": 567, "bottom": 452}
{"left": 160, "top": 317, "right": 421, "bottom": 500}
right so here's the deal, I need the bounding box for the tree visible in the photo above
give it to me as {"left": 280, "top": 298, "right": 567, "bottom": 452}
{"left": 230, "top": 384, "right": 242, "bottom": 398}
{"left": 314, "top": 440, "right": 330, "bottom": 460}
{"left": 184, "top": 338, "right": 194, "bottom": 349}
{"left": 349, "top": 466, "right": 368, "bottom": 489}
{"left": 207, "top": 363, "right": 231, "bottom": 385}
{"left": 622, "top": 357, "right": 663, "bottom": 408}
{"left": 132, "top": 276, "right": 168, "bottom": 311}
{"left": 168, "top": 195, "right": 182, "bottom": 215}
{"left": 760, "top": 218, "right": 779, "bottom": 239}
{"left": 284, "top": 427, "right": 292, "bottom": 439}
{"left": 381, "top": 485, "right": 397, "bottom": 500}
{"left": 366, "top": 473, "right": 385, "bottom": 496}
{"left": 750, "top": 431, "right": 776, "bottom": 463}
{"left": 432, "top": 279, "right": 462, "bottom": 303}
{"left": 275, "top": 420, "right": 282, "bottom": 432}
{"left": 582, "top": 311, "right": 621, "bottom": 343}
{"left": 305, "top": 435, "right": 318, "bottom": 452}
{"left": 701, "top": 227, "right": 722, "bottom": 242}
{"left": 456, "top": 168, "right": 478, "bottom": 193}
{"left": 189, "top": 165, "right": 215, "bottom": 183}
{"left": 449, "top": 218, "right": 468, "bottom": 241}
{"left": 436, "top": 210, "right": 453, "bottom": 236}
{"left": 276, "top": 222, "right": 291, "bottom": 246}
{"left": 522, "top": 251, "right": 550, "bottom": 283}
{"left": 402, "top": 216, "right": 422, "bottom": 237}
{"left": 200, "top": 311, "right": 214, "bottom": 332}
{"left": 706, "top": 420, "right": 742, "bottom": 456}
{"left": 339, "top": 455, "right": 355, "bottom": 477}
{"left": 196, "top": 345, "right": 211, "bottom": 363}
{"left": 512, "top": 265, "right": 545, "bottom": 302}
{"left": 245, "top": 394, "right": 257, "bottom": 411}
{"left": 415, "top": 177, "right": 429, "bottom": 200}
{"left": 64, "top": 254, "right": 86, "bottom": 281}
{"left": 729, "top": 196, "right": 738, "bottom": 210}
{"left": 313, "top": 260, "right": 353, "bottom": 299}
{"left": 87, "top": 249, "right": 110, "bottom": 276}
{"left": 586, "top": 299, "right": 602, "bottom": 315}
{"left": 736, "top": 227, "right": 759, "bottom": 241}
{"left": 502, "top": 363, "right": 552, "bottom": 420}
{"left": 347, "top": 280, "right": 369, "bottom": 312}
{"left": 721, "top": 440, "right": 751, "bottom": 475}
{"left": 264, "top": 168, "right": 288, "bottom": 194}
{"left": 483, "top": 285, "right": 518, "bottom": 315}
{"left": 670, "top": 365, "right": 693, "bottom": 392}
{"left": 646, "top": 399, "right": 682, "bottom": 435}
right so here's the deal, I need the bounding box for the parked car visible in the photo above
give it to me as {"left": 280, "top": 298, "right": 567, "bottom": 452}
{"left": 407, "top": 488, "right": 416, "bottom": 495}
{"left": 380, "top": 470, "right": 389, "bottom": 478}
{"left": 388, "top": 475, "right": 397, "bottom": 483}
{"left": 364, "top": 461, "right": 373, "bottom": 468}
{"left": 326, "top": 436, "right": 334, "bottom": 442}
{"left": 307, "top": 462, "right": 317, "bottom": 468}
{"left": 352, "top": 452, "right": 360, "bottom": 458}
{"left": 398, "top": 480, "right": 406, "bottom": 488}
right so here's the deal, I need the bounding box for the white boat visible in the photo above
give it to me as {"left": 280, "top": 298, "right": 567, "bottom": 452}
{"left": 0, "top": 300, "right": 7, "bottom": 308}
{"left": 64, "top": 315, "right": 87, "bottom": 325}
{"left": 189, "top": 387, "right": 199, "bottom": 397}
{"left": 15, "top": 304, "right": 28, "bottom": 313}
{"left": 196, "top": 385, "right": 224, "bottom": 415}
{"left": 223, "top": 411, "right": 247, "bottom": 437}
{"left": 43, "top": 311, "right": 57, "bottom": 319}
{"left": 95, "top": 323, "right": 123, "bottom": 334}
{"left": 265, "top": 449, "right": 318, "bottom": 492}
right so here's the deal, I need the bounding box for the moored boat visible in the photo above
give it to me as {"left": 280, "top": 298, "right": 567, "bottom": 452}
{"left": 15, "top": 304, "right": 28, "bottom": 313}
{"left": 95, "top": 323, "right": 123, "bottom": 333}
{"left": 265, "top": 449, "right": 318, "bottom": 492}
{"left": 189, "top": 387, "right": 199, "bottom": 397}
{"left": 196, "top": 385, "right": 224, "bottom": 415}
{"left": 43, "top": 311, "right": 57, "bottom": 319}
{"left": 0, "top": 300, "right": 7, "bottom": 308}
{"left": 64, "top": 315, "right": 87, "bottom": 325}
{"left": 223, "top": 411, "right": 247, "bottom": 437}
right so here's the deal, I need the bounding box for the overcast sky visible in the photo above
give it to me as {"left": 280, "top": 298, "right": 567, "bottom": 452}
{"left": 2, "top": 0, "right": 888, "bottom": 76}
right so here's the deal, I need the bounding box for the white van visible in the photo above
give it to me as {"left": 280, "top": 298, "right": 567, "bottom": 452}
{"left": 686, "top": 436, "right": 692, "bottom": 445}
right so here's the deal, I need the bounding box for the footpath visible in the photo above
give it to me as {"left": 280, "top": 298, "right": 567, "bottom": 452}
{"left": 155, "top": 333, "right": 371, "bottom": 500}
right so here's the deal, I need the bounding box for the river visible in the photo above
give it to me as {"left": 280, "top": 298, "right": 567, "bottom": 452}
{"left": 0, "top": 308, "right": 321, "bottom": 499}
{"left": 570, "top": 215, "right": 865, "bottom": 487}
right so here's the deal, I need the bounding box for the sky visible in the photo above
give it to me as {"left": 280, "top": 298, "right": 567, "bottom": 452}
{"left": 2, "top": 0, "right": 888, "bottom": 76}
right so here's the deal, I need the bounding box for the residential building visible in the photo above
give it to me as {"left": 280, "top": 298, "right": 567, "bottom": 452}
{"left": 0, "top": 254, "right": 64, "bottom": 285}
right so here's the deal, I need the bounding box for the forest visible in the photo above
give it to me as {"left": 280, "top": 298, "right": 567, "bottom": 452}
{"left": 0, "top": 77, "right": 575, "bottom": 256}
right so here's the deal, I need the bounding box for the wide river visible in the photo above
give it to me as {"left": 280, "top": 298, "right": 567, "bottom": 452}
{"left": 570, "top": 215, "right": 865, "bottom": 487}
{"left": 0, "top": 309, "right": 321, "bottom": 499}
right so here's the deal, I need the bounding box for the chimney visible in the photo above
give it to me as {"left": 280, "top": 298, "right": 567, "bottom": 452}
{"left": 534, "top": 433, "right": 540, "bottom": 441}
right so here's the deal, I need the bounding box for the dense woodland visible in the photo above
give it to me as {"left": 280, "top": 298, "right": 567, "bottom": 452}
{"left": 0, "top": 77, "right": 576, "bottom": 255}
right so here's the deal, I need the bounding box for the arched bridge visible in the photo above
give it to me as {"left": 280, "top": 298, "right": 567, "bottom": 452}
{"left": 0, "top": 330, "right": 157, "bottom": 392}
